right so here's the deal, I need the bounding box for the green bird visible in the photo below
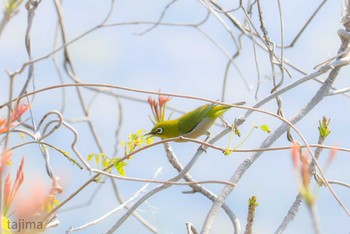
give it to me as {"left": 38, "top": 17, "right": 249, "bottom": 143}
{"left": 146, "top": 103, "right": 232, "bottom": 142}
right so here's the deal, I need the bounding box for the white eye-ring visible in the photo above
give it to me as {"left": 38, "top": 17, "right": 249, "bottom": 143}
{"left": 156, "top": 127, "right": 163, "bottom": 134}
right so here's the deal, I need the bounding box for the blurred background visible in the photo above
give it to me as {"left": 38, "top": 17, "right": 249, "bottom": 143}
{"left": 0, "top": 0, "right": 349, "bottom": 233}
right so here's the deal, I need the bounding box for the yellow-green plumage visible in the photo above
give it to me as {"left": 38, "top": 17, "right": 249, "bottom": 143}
{"left": 147, "top": 103, "right": 232, "bottom": 141}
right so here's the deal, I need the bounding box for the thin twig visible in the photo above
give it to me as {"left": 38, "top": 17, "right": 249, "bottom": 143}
{"left": 67, "top": 168, "right": 162, "bottom": 233}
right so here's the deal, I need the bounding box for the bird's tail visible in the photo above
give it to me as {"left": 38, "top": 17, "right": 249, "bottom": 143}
{"left": 212, "top": 105, "right": 232, "bottom": 118}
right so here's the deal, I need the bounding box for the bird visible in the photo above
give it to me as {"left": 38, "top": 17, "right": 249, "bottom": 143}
{"left": 146, "top": 103, "right": 233, "bottom": 142}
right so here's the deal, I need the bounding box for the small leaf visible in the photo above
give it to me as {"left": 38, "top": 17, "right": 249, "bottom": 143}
{"left": 260, "top": 124, "right": 271, "bottom": 133}
{"left": 19, "top": 132, "right": 25, "bottom": 139}
{"left": 318, "top": 116, "right": 331, "bottom": 138}
{"left": 114, "top": 160, "right": 127, "bottom": 176}
{"left": 130, "top": 133, "right": 136, "bottom": 141}
{"left": 146, "top": 136, "right": 154, "bottom": 145}
{"left": 248, "top": 196, "right": 259, "bottom": 207}
{"left": 117, "top": 166, "right": 125, "bottom": 176}
{"left": 137, "top": 129, "right": 143, "bottom": 135}
{"left": 223, "top": 148, "right": 231, "bottom": 156}
{"left": 121, "top": 129, "right": 154, "bottom": 156}
{"left": 102, "top": 157, "right": 109, "bottom": 168}
{"left": 87, "top": 153, "right": 94, "bottom": 161}
{"left": 95, "top": 154, "right": 100, "bottom": 165}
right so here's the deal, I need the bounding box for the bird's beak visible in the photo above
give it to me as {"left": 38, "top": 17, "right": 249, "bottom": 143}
{"left": 144, "top": 132, "right": 153, "bottom": 139}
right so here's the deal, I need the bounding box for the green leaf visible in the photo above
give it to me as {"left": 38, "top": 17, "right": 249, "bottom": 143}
{"left": 121, "top": 129, "right": 154, "bottom": 156}
{"left": 260, "top": 124, "right": 271, "bottom": 133}
{"left": 102, "top": 157, "right": 109, "bottom": 168}
{"left": 114, "top": 160, "right": 127, "bottom": 176}
{"left": 87, "top": 153, "right": 94, "bottom": 161}
{"left": 118, "top": 166, "right": 125, "bottom": 176}
{"left": 130, "top": 133, "right": 136, "bottom": 141}
{"left": 95, "top": 154, "right": 101, "bottom": 165}
{"left": 146, "top": 136, "right": 154, "bottom": 145}
{"left": 248, "top": 196, "right": 259, "bottom": 207}
{"left": 318, "top": 116, "right": 331, "bottom": 138}
{"left": 223, "top": 148, "right": 231, "bottom": 156}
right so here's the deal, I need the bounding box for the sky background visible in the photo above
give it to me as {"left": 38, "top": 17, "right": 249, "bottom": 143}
{"left": 1, "top": 0, "right": 349, "bottom": 233}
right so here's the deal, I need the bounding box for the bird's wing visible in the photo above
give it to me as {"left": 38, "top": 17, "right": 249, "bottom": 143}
{"left": 178, "top": 103, "right": 214, "bottom": 135}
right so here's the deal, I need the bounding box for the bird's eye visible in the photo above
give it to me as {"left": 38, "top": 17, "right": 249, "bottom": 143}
{"left": 155, "top": 127, "right": 163, "bottom": 134}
